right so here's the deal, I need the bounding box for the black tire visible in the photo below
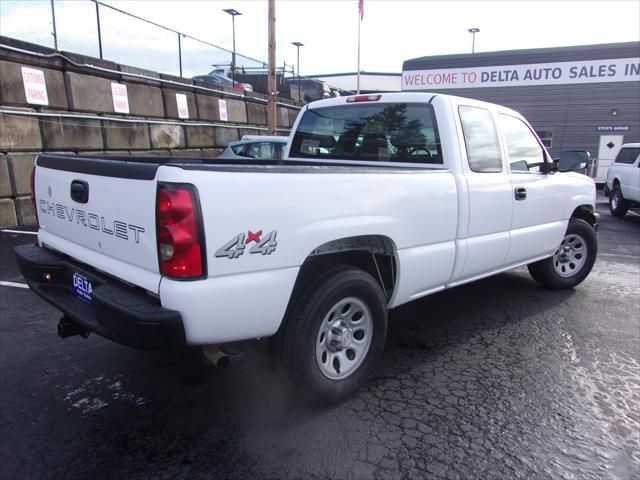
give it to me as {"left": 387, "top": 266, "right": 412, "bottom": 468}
{"left": 528, "top": 218, "right": 597, "bottom": 289}
{"left": 272, "top": 264, "right": 387, "bottom": 405}
{"left": 609, "top": 185, "right": 628, "bottom": 218}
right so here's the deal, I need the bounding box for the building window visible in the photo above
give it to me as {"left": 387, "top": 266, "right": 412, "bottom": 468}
{"left": 536, "top": 130, "right": 553, "bottom": 149}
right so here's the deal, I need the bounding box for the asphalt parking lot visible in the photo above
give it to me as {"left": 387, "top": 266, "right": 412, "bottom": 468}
{"left": 1, "top": 196, "right": 638, "bottom": 480}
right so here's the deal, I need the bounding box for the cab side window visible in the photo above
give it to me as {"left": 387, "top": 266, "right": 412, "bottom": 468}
{"left": 232, "top": 142, "right": 276, "bottom": 159}
{"left": 459, "top": 106, "right": 502, "bottom": 173}
{"left": 499, "top": 114, "right": 545, "bottom": 173}
{"left": 614, "top": 148, "right": 640, "bottom": 164}
{"left": 231, "top": 144, "right": 248, "bottom": 157}
{"left": 247, "top": 142, "right": 275, "bottom": 159}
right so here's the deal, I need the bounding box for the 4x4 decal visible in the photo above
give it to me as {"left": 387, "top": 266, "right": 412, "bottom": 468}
{"left": 215, "top": 230, "right": 278, "bottom": 259}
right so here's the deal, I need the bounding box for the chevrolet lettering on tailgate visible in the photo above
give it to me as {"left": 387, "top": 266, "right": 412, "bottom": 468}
{"left": 39, "top": 200, "right": 145, "bottom": 243}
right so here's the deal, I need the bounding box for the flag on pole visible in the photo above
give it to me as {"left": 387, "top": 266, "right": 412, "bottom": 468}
{"left": 357, "top": 0, "right": 363, "bottom": 93}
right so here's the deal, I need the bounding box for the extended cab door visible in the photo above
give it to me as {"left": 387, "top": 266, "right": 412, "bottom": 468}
{"left": 456, "top": 105, "right": 513, "bottom": 279}
{"left": 498, "top": 113, "right": 567, "bottom": 264}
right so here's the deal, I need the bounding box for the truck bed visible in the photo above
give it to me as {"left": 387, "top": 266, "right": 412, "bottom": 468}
{"left": 37, "top": 154, "right": 445, "bottom": 177}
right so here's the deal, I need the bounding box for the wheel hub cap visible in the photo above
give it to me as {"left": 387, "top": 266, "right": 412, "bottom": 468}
{"left": 558, "top": 246, "right": 573, "bottom": 262}
{"left": 315, "top": 297, "right": 373, "bottom": 380}
{"left": 553, "top": 233, "right": 588, "bottom": 277}
{"left": 326, "top": 321, "right": 353, "bottom": 352}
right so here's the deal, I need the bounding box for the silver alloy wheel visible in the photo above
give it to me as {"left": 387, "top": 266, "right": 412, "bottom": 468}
{"left": 553, "top": 233, "right": 588, "bottom": 277}
{"left": 611, "top": 191, "right": 619, "bottom": 209}
{"left": 315, "top": 297, "right": 373, "bottom": 380}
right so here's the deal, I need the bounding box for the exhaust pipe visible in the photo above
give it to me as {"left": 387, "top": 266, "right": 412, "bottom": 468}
{"left": 202, "top": 345, "right": 231, "bottom": 369}
{"left": 57, "top": 316, "right": 89, "bottom": 339}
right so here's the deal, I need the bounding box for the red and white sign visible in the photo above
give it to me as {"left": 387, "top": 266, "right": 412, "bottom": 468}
{"left": 402, "top": 57, "right": 640, "bottom": 90}
{"left": 218, "top": 99, "right": 228, "bottom": 121}
{"left": 111, "top": 83, "right": 130, "bottom": 114}
{"left": 21, "top": 67, "right": 49, "bottom": 106}
{"left": 176, "top": 93, "right": 189, "bottom": 119}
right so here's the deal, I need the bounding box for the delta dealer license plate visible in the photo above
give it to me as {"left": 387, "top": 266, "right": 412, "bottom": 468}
{"left": 72, "top": 272, "right": 93, "bottom": 303}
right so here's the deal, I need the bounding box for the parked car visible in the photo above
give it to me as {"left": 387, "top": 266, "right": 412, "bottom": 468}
{"left": 605, "top": 143, "right": 640, "bottom": 217}
{"left": 192, "top": 71, "right": 253, "bottom": 92}
{"left": 217, "top": 135, "right": 288, "bottom": 161}
{"left": 16, "top": 93, "right": 598, "bottom": 405}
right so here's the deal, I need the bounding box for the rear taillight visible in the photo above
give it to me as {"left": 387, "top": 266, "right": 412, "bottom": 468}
{"left": 156, "top": 183, "right": 206, "bottom": 279}
{"left": 346, "top": 94, "right": 381, "bottom": 103}
{"left": 30, "top": 165, "right": 39, "bottom": 226}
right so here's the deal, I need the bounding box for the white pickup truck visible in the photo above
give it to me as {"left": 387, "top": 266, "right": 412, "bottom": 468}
{"left": 16, "top": 93, "right": 598, "bottom": 404}
{"left": 605, "top": 143, "right": 640, "bottom": 218}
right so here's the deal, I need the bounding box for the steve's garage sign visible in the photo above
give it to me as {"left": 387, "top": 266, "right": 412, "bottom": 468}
{"left": 402, "top": 57, "right": 640, "bottom": 90}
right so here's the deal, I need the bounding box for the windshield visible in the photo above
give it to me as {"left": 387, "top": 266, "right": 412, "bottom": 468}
{"left": 289, "top": 102, "right": 442, "bottom": 164}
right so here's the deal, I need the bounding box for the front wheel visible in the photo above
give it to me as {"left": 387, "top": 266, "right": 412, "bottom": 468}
{"left": 528, "top": 218, "right": 597, "bottom": 289}
{"left": 610, "top": 186, "right": 628, "bottom": 218}
{"left": 272, "top": 265, "right": 387, "bottom": 405}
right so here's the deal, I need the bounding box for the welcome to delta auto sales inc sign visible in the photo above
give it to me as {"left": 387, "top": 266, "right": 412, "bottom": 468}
{"left": 402, "top": 57, "right": 640, "bottom": 90}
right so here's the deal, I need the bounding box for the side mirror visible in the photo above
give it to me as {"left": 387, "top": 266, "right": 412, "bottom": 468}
{"left": 557, "top": 150, "right": 591, "bottom": 174}
{"left": 539, "top": 152, "right": 555, "bottom": 174}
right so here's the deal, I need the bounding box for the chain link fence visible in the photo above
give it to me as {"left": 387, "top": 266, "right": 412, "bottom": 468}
{"left": 0, "top": 0, "right": 353, "bottom": 98}
{"left": 0, "top": 0, "right": 267, "bottom": 77}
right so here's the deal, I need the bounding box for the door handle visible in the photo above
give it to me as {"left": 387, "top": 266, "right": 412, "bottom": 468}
{"left": 514, "top": 187, "right": 527, "bottom": 201}
{"left": 70, "top": 180, "right": 89, "bottom": 204}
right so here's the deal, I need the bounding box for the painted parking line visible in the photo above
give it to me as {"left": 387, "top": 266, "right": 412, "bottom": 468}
{"left": 598, "top": 252, "right": 640, "bottom": 260}
{"left": 1, "top": 229, "right": 37, "bottom": 235}
{"left": 0, "top": 280, "right": 29, "bottom": 289}
{"left": 627, "top": 210, "right": 640, "bottom": 217}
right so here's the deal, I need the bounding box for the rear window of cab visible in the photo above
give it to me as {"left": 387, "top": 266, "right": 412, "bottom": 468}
{"left": 289, "top": 103, "right": 442, "bottom": 164}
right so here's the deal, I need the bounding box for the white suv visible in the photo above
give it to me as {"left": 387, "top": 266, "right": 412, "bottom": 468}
{"left": 606, "top": 143, "right": 640, "bottom": 217}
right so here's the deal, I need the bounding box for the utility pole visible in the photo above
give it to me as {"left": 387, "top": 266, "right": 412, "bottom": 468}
{"left": 267, "top": 0, "right": 277, "bottom": 135}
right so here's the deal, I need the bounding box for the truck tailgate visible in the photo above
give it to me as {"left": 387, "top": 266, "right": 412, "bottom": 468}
{"left": 34, "top": 155, "right": 161, "bottom": 293}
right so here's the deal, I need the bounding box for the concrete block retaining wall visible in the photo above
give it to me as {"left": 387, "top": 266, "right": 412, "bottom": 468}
{"left": 0, "top": 36, "right": 301, "bottom": 227}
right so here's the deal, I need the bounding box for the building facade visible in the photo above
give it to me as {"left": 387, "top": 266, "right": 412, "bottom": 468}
{"left": 402, "top": 42, "right": 640, "bottom": 181}
{"left": 307, "top": 72, "right": 401, "bottom": 94}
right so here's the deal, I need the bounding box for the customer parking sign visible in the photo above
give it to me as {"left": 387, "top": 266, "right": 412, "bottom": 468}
{"left": 21, "top": 66, "right": 49, "bottom": 106}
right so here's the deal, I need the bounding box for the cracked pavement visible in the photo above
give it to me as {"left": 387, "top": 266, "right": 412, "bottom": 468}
{"left": 1, "top": 197, "right": 638, "bottom": 479}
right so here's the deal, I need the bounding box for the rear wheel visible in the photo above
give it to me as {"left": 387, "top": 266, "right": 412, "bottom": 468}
{"left": 610, "top": 186, "right": 628, "bottom": 218}
{"left": 528, "top": 218, "right": 597, "bottom": 289}
{"left": 273, "top": 265, "right": 387, "bottom": 405}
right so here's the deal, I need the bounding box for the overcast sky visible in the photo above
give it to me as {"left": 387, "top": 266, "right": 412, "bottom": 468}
{"left": 1, "top": 0, "right": 639, "bottom": 78}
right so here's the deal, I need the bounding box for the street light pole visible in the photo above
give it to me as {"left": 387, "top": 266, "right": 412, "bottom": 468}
{"left": 468, "top": 27, "right": 480, "bottom": 54}
{"left": 223, "top": 9, "right": 242, "bottom": 85}
{"left": 292, "top": 42, "right": 303, "bottom": 102}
